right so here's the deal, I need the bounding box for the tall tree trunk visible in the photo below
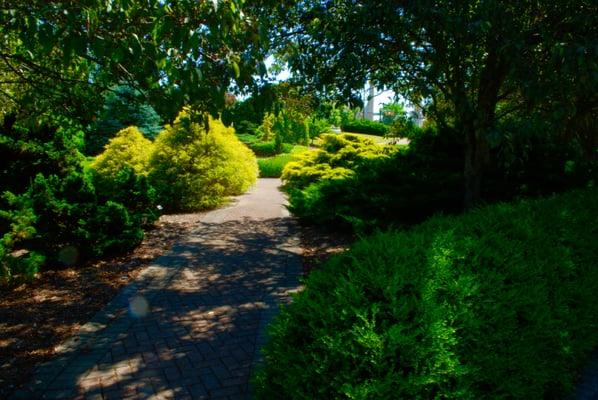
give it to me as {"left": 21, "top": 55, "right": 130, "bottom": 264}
{"left": 463, "top": 42, "right": 507, "bottom": 208}
{"left": 463, "top": 118, "right": 486, "bottom": 209}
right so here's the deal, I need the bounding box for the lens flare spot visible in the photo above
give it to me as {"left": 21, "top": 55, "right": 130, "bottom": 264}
{"left": 129, "top": 295, "right": 149, "bottom": 318}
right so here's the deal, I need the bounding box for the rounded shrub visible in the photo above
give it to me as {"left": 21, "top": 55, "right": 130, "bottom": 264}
{"left": 149, "top": 109, "right": 258, "bottom": 211}
{"left": 254, "top": 187, "right": 598, "bottom": 399}
{"left": 91, "top": 126, "right": 153, "bottom": 178}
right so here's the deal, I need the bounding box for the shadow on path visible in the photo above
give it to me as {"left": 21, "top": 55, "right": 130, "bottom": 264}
{"left": 13, "top": 180, "right": 302, "bottom": 400}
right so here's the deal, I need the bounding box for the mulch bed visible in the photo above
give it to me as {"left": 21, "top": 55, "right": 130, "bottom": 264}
{"left": 0, "top": 213, "right": 204, "bottom": 398}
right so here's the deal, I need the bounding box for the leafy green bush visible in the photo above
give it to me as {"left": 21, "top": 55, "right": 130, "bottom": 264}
{"left": 341, "top": 119, "right": 389, "bottom": 136}
{"left": 0, "top": 195, "right": 45, "bottom": 282}
{"left": 32, "top": 173, "right": 143, "bottom": 257}
{"left": 254, "top": 186, "right": 598, "bottom": 399}
{"left": 149, "top": 109, "right": 258, "bottom": 211}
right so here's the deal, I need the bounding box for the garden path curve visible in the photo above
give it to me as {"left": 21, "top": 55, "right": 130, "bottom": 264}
{"left": 13, "top": 178, "right": 302, "bottom": 400}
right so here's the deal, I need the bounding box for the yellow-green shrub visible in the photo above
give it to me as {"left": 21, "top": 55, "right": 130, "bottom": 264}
{"left": 149, "top": 109, "right": 258, "bottom": 211}
{"left": 90, "top": 126, "right": 153, "bottom": 178}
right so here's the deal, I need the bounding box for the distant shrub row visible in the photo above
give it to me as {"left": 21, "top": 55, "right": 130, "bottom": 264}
{"left": 254, "top": 186, "right": 598, "bottom": 399}
{"left": 341, "top": 119, "right": 389, "bottom": 136}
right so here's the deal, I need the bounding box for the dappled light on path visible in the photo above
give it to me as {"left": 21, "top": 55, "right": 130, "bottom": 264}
{"left": 13, "top": 179, "right": 302, "bottom": 400}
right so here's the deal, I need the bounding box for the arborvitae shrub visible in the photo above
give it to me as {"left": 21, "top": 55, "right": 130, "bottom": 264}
{"left": 149, "top": 109, "right": 258, "bottom": 211}
{"left": 254, "top": 187, "right": 598, "bottom": 399}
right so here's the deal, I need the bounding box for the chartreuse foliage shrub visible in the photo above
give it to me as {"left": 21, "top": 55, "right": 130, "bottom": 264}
{"left": 254, "top": 187, "right": 598, "bottom": 399}
{"left": 149, "top": 109, "right": 258, "bottom": 211}
{"left": 90, "top": 127, "right": 159, "bottom": 226}
{"left": 341, "top": 119, "right": 389, "bottom": 136}
{"left": 282, "top": 133, "right": 461, "bottom": 230}
{"left": 91, "top": 126, "right": 153, "bottom": 178}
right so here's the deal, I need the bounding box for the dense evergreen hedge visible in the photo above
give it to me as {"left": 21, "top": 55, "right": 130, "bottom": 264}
{"left": 254, "top": 186, "right": 598, "bottom": 399}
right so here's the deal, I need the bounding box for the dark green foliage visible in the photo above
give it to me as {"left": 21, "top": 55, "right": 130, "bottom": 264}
{"left": 235, "top": 120, "right": 260, "bottom": 136}
{"left": 85, "top": 201, "right": 145, "bottom": 257}
{"left": 22, "top": 172, "right": 144, "bottom": 262}
{"left": 282, "top": 132, "right": 462, "bottom": 231}
{"left": 483, "top": 116, "right": 598, "bottom": 201}
{"left": 254, "top": 187, "right": 598, "bottom": 399}
{"left": 0, "top": 114, "right": 85, "bottom": 195}
{"left": 0, "top": 118, "right": 156, "bottom": 281}
{"left": 341, "top": 119, "right": 389, "bottom": 136}
{"left": 85, "top": 85, "right": 162, "bottom": 155}
{"left": 0, "top": 194, "right": 45, "bottom": 282}
{"left": 249, "top": 141, "right": 294, "bottom": 157}
{"left": 92, "top": 167, "right": 159, "bottom": 227}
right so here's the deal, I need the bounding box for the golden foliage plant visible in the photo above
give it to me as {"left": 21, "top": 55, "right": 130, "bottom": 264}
{"left": 149, "top": 109, "right": 258, "bottom": 211}
{"left": 91, "top": 126, "right": 153, "bottom": 178}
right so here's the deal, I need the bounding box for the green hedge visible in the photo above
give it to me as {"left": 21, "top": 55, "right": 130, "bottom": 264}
{"left": 341, "top": 119, "right": 389, "bottom": 136}
{"left": 254, "top": 186, "right": 598, "bottom": 399}
{"left": 249, "top": 140, "right": 294, "bottom": 157}
{"left": 258, "top": 154, "right": 296, "bottom": 178}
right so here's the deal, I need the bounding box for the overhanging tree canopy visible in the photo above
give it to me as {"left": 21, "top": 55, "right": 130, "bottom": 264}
{"left": 271, "top": 0, "right": 598, "bottom": 205}
{"left": 0, "top": 0, "right": 274, "bottom": 121}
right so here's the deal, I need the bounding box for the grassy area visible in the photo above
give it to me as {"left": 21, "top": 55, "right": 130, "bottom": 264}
{"left": 257, "top": 145, "right": 309, "bottom": 177}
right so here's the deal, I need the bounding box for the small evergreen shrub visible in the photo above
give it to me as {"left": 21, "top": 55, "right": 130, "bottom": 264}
{"left": 254, "top": 187, "right": 598, "bottom": 399}
{"left": 149, "top": 109, "right": 258, "bottom": 211}
{"left": 341, "top": 119, "right": 389, "bottom": 136}
{"left": 0, "top": 196, "right": 45, "bottom": 282}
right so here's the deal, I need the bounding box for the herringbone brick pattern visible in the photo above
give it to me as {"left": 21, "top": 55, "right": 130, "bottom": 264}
{"left": 13, "top": 179, "right": 302, "bottom": 400}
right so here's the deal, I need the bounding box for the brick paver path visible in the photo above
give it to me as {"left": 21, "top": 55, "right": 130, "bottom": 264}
{"left": 13, "top": 178, "right": 302, "bottom": 400}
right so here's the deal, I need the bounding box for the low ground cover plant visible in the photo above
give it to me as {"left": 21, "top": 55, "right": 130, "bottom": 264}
{"left": 254, "top": 186, "right": 598, "bottom": 399}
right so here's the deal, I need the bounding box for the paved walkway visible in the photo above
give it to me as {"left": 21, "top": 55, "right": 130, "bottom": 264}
{"left": 13, "top": 179, "right": 302, "bottom": 400}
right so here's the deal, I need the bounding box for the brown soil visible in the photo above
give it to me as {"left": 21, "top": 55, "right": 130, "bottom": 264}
{"left": 0, "top": 213, "right": 203, "bottom": 398}
{"left": 299, "top": 222, "right": 354, "bottom": 275}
